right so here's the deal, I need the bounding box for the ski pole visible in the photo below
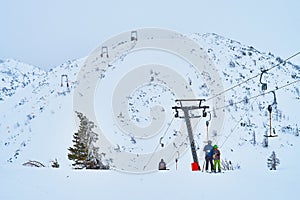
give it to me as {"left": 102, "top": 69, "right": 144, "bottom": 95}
{"left": 202, "top": 160, "right": 205, "bottom": 172}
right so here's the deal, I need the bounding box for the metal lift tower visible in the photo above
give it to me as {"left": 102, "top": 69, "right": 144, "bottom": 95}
{"left": 172, "top": 99, "right": 209, "bottom": 171}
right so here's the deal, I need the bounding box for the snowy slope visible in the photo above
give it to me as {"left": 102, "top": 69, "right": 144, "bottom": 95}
{"left": 0, "top": 58, "right": 84, "bottom": 165}
{"left": 191, "top": 33, "right": 300, "bottom": 167}
{"left": 1, "top": 164, "right": 299, "bottom": 200}
{"left": 0, "top": 33, "right": 299, "bottom": 199}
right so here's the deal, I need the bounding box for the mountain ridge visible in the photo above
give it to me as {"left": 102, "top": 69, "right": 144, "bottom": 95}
{"left": 0, "top": 33, "right": 299, "bottom": 170}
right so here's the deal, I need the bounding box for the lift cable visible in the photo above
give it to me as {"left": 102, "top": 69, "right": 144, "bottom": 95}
{"left": 217, "top": 97, "right": 259, "bottom": 149}
{"left": 209, "top": 78, "right": 300, "bottom": 113}
{"left": 143, "top": 51, "right": 299, "bottom": 170}
{"left": 206, "top": 51, "right": 300, "bottom": 102}
{"left": 143, "top": 116, "right": 175, "bottom": 170}
{"left": 213, "top": 78, "right": 300, "bottom": 148}
{"left": 144, "top": 103, "right": 206, "bottom": 170}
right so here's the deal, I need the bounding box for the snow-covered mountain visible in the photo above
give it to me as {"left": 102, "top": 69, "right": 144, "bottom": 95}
{"left": 0, "top": 33, "right": 299, "bottom": 199}
{"left": 0, "top": 34, "right": 300, "bottom": 199}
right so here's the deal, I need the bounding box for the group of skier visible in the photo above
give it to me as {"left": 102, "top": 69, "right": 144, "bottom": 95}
{"left": 203, "top": 140, "right": 221, "bottom": 173}
{"left": 158, "top": 140, "right": 221, "bottom": 172}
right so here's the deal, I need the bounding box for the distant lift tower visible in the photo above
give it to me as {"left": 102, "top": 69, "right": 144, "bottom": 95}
{"left": 172, "top": 99, "right": 209, "bottom": 171}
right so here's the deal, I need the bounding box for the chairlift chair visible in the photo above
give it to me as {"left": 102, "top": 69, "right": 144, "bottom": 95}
{"left": 205, "top": 112, "right": 211, "bottom": 141}
{"left": 266, "top": 104, "right": 278, "bottom": 138}
{"left": 260, "top": 70, "right": 268, "bottom": 91}
{"left": 61, "top": 74, "right": 69, "bottom": 87}
{"left": 131, "top": 31, "right": 138, "bottom": 41}
{"left": 101, "top": 46, "right": 109, "bottom": 58}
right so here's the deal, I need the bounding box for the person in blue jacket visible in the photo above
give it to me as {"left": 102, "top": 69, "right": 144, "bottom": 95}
{"left": 203, "top": 140, "right": 214, "bottom": 172}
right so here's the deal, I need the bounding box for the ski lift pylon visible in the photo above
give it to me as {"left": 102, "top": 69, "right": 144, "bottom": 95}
{"left": 172, "top": 99, "right": 210, "bottom": 171}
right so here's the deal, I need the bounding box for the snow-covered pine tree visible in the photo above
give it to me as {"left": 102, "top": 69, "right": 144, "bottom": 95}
{"left": 267, "top": 151, "right": 280, "bottom": 170}
{"left": 68, "top": 119, "right": 88, "bottom": 169}
{"left": 262, "top": 136, "right": 268, "bottom": 148}
{"left": 68, "top": 112, "right": 108, "bottom": 169}
{"left": 295, "top": 125, "right": 299, "bottom": 136}
{"left": 51, "top": 158, "right": 60, "bottom": 168}
{"left": 262, "top": 129, "right": 268, "bottom": 148}
{"left": 250, "top": 131, "right": 256, "bottom": 145}
{"left": 84, "top": 114, "right": 102, "bottom": 169}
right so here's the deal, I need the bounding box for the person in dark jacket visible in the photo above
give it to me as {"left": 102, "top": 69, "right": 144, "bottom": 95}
{"left": 213, "top": 145, "right": 221, "bottom": 172}
{"left": 158, "top": 158, "right": 166, "bottom": 170}
{"left": 203, "top": 140, "right": 214, "bottom": 172}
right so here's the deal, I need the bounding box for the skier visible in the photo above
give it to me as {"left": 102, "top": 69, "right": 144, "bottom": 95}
{"left": 158, "top": 158, "right": 167, "bottom": 170}
{"left": 203, "top": 140, "right": 214, "bottom": 172}
{"left": 213, "top": 145, "right": 221, "bottom": 173}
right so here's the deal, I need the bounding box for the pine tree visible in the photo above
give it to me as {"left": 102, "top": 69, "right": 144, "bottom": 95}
{"left": 68, "top": 112, "right": 107, "bottom": 169}
{"left": 267, "top": 151, "right": 280, "bottom": 170}
{"left": 250, "top": 131, "right": 256, "bottom": 146}
{"left": 51, "top": 158, "right": 60, "bottom": 168}
{"left": 295, "top": 126, "right": 299, "bottom": 136}
{"left": 68, "top": 125, "right": 88, "bottom": 169}
{"left": 262, "top": 136, "right": 268, "bottom": 148}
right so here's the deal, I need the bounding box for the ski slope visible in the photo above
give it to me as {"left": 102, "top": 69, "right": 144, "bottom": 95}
{"left": 1, "top": 155, "right": 299, "bottom": 200}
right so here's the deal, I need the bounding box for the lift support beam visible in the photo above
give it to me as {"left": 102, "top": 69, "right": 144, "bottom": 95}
{"left": 172, "top": 99, "right": 209, "bottom": 171}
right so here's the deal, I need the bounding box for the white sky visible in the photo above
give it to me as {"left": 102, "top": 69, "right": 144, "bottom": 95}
{"left": 0, "top": 0, "right": 299, "bottom": 70}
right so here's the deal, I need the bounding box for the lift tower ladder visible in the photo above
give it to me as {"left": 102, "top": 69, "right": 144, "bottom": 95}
{"left": 172, "top": 99, "right": 209, "bottom": 170}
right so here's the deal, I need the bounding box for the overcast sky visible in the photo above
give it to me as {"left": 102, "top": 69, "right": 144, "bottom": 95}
{"left": 0, "top": 0, "right": 299, "bottom": 70}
